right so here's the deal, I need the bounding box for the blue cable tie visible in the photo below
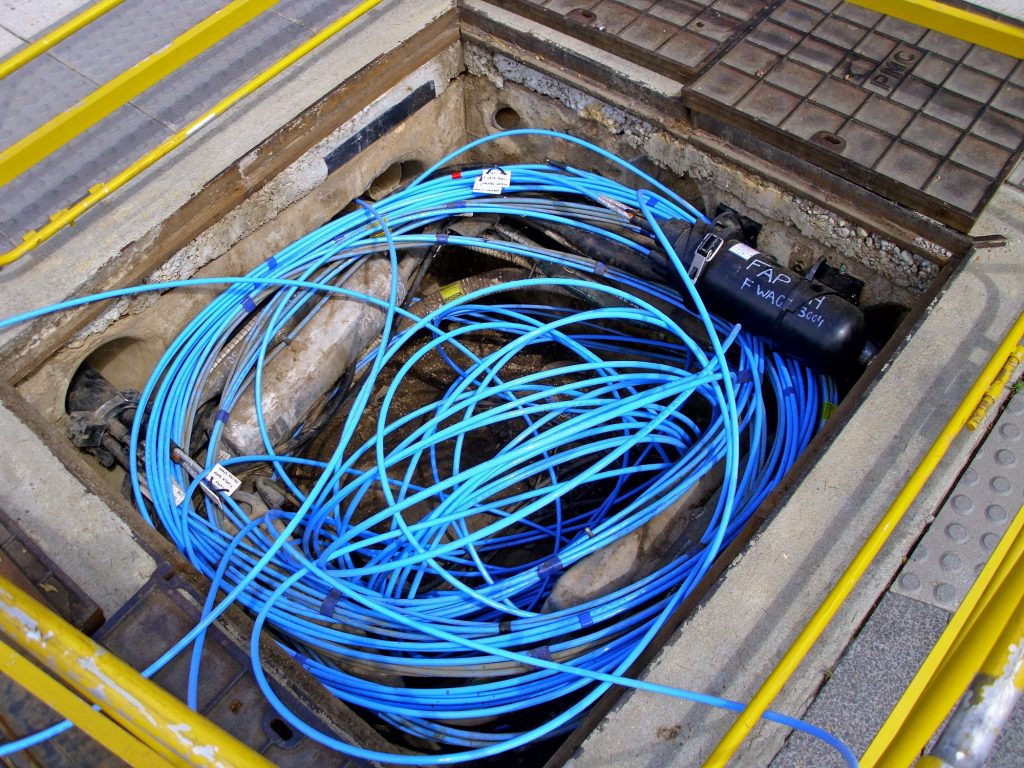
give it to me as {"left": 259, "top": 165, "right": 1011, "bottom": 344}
{"left": 537, "top": 556, "right": 563, "bottom": 579}
{"left": 578, "top": 611, "right": 594, "bottom": 629}
{"left": 527, "top": 646, "right": 553, "bottom": 662}
{"left": 266, "top": 256, "right": 278, "bottom": 270}
{"left": 215, "top": 409, "right": 230, "bottom": 424}
{"left": 320, "top": 588, "right": 343, "bottom": 618}
{"left": 782, "top": 385, "right": 796, "bottom": 397}
{"left": 733, "top": 370, "right": 753, "bottom": 384}
{"left": 436, "top": 233, "right": 449, "bottom": 244}
{"left": 593, "top": 261, "right": 607, "bottom": 276}
{"left": 242, "top": 295, "right": 256, "bottom": 313}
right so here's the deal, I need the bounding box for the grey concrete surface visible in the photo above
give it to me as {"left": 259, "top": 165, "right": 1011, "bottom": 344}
{"left": 0, "top": 0, "right": 446, "bottom": 250}
{"left": 1, "top": 1, "right": 1022, "bottom": 766}
{"left": 966, "top": 1, "right": 1024, "bottom": 20}
{"left": 46, "top": 0, "right": 226, "bottom": 85}
{"left": 0, "top": 401, "right": 155, "bottom": 616}
{"left": 771, "top": 385, "right": 1024, "bottom": 767}
{"left": 0, "top": 25, "right": 19, "bottom": 56}
{"left": 0, "top": 103, "right": 169, "bottom": 238}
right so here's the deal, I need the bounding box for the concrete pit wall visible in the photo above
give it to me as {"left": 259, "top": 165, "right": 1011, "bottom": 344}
{"left": 0, "top": 22, "right": 978, "bottom": 767}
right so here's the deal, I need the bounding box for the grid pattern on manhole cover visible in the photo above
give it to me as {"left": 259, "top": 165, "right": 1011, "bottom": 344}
{"left": 485, "top": 0, "right": 771, "bottom": 78}
{"left": 689, "top": 0, "right": 1024, "bottom": 230}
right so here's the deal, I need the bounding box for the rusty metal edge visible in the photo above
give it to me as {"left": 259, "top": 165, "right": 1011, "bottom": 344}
{"left": 470, "top": 0, "right": 702, "bottom": 81}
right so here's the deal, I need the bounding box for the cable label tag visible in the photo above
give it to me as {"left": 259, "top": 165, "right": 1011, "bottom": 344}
{"left": 171, "top": 480, "right": 186, "bottom": 506}
{"left": 440, "top": 282, "right": 464, "bottom": 303}
{"left": 473, "top": 167, "right": 511, "bottom": 195}
{"left": 208, "top": 464, "right": 241, "bottom": 496}
{"left": 729, "top": 243, "right": 759, "bottom": 261}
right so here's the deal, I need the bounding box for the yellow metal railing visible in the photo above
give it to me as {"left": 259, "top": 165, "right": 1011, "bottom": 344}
{"left": 848, "top": 0, "right": 1024, "bottom": 58}
{"left": 0, "top": 636, "right": 176, "bottom": 767}
{"left": 0, "top": 0, "right": 384, "bottom": 270}
{"left": 0, "top": 574, "right": 275, "bottom": 767}
{"left": 703, "top": 310, "right": 1024, "bottom": 767}
{"left": 862, "top": 500, "right": 1024, "bottom": 766}
{"left": 968, "top": 344, "right": 1024, "bottom": 430}
{"left": 917, "top": 573, "right": 1024, "bottom": 767}
{"left": 0, "top": 0, "right": 127, "bottom": 80}
{"left": 0, "top": 0, "right": 281, "bottom": 188}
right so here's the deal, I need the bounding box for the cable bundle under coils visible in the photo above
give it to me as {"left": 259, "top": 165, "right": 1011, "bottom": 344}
{"left": 0, "top": 130, "right": 855, "bottom": 765}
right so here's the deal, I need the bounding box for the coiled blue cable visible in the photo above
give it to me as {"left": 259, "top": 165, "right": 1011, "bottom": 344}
{"left": 0, "top": 130, "right": 855, "bottom": 766}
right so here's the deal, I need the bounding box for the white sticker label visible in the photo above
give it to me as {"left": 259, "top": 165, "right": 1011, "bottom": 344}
{"left": 729, "top": 243, "right": 760, "bottom": 260}
{"left": 208, "top": 463, "right": 241, "bottom": 496}
{"left": 472, "top": 167, "right": 512, "bottom": 195}
{"left": 171, "top": 480, "right": 186, "bottom": 505}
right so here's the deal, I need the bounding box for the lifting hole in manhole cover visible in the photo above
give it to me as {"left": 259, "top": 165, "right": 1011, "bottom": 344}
{"left": 812, "top": 131, "right": 847, "bottom": 152}
{"left": 567, "top": 9, "right": 597, "bottom": 25}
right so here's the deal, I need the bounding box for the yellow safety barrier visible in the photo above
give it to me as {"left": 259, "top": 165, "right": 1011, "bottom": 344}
{"left": 0, "top": 0, "right": 384, "bottom": 269}
{"left": 848, "top": 0, "right": 1024, "bottom": 58}
{"left": 915, "top": 537, "right": 1024, "bottom": 767}
{"left": 0, "top": 0, "right": 127, "bottom": 81}
{"left": 862, "top": 501, "right": 1024, "bottom": 766}
{"left": 0, "top": 637, "right": 176, "bottom": 767}
{"left": 0, "top": 0, "right": 281, "bottom": 188}
{"left": 0, "top": 574, "right": 275, "bottom": 768}
{"left": 967, "top": 345, "right": 1024, "bottom": 430}
{"left": 703, "top": 309, "right": 1024, "bottom": 767}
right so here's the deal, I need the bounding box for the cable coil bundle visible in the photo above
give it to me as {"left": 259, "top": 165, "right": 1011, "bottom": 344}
{"left": 1, "top": 130, "right": 856, "bottom": 765}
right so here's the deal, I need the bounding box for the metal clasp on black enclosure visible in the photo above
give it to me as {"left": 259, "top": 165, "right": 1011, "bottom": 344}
{"left": 689, "top": 232, "right": 724, "bottom": 282}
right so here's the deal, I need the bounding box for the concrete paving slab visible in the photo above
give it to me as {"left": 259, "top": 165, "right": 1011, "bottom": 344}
{"left": 0, "top": 103, "right": 169, "bottom": 238}
{"left": 0, "top": 24, "right": 22, "bottom": 57}
{"left": 0, "top": 0, "right": 91, "bottom": 39}
{"left": 132, "top": 10, "right": 309, "bottom": 130}
{"left": 47, "top": 0, "right": 227, "bottom": 85}
{"left": 770, "top": 591, "right": 950, "bottom": 768}
{"left": 0, "top": 52, "right": 97, "bottom": 148}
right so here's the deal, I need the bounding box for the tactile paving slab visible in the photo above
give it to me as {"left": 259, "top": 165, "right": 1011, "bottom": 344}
{"left": 132, "top": 11, "right": 312, "bottom": 130}
{"left": 0, "top": 0, "right": 359, "bottom": 245}
{"left": 0, "top": 52, "right": 97, "bottom": 150}
{"left": 0, "top": 104, "right": 169, "bottom": 242}
{"left": 46, "top": 0, "right": 228, "bottom": 86}
{"left": 893, "top": 392, "right": 1024, "bottom": 611}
